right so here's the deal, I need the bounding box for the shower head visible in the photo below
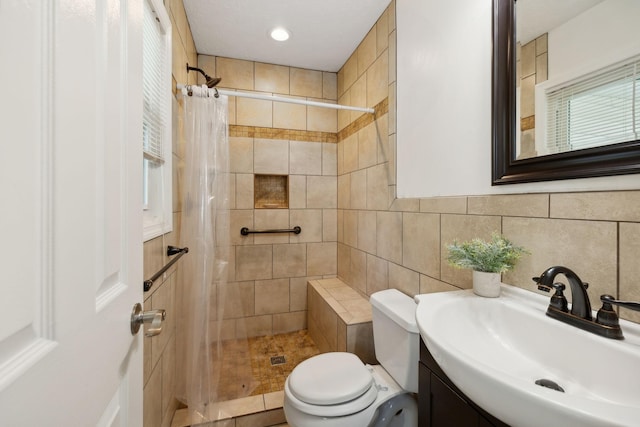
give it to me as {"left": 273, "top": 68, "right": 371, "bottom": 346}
{"left": 186, "top": 64, "right": 222, "bottom": 88}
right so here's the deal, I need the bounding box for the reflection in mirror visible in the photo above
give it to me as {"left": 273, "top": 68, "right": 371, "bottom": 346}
{"left": 515, "top": 0, "right": 639, "bottom": 160}
{"left": 492, "top": 0, "right": 640, "bottom": 185}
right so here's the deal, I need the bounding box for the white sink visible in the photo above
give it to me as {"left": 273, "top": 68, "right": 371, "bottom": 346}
{"left": 415, "top": 285, "right": 640, "bottom": 427}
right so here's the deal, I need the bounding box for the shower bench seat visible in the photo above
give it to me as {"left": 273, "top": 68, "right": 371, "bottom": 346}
{"left": 307, "top": 278, "right": 377, "bottom": 364}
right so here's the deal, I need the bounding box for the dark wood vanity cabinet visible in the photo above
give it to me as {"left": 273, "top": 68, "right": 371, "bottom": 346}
{"left": 419, "top": 341, "right": 510, "bottom": 427}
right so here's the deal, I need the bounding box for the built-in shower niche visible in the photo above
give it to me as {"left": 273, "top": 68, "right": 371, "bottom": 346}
{"left": 254, "top": 174, "right": 289, "bottom": 209}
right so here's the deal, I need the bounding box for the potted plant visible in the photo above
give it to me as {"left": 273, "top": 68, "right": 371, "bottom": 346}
{"left": 446, "top": 232, "right": 528, "bottom": 297}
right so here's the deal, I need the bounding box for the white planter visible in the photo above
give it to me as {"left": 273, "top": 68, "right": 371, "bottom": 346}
{"left": 472, "top": 271, "right": 501, "bottom": 298}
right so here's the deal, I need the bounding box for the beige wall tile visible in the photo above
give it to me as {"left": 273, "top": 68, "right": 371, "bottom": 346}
{"left": 389, "top": 82, "right": 397, "bottom": 134}
{"left": 290, "top": 141, "right": 322, "bottom": 175}
{"left": 307, "top": 176, "right": 337, "bottom": 209}
{"left": 502, "top": 217, "right": 617, "bottom": 300}
{"left": 143, "top": 355, "right": 162, "bottom": 427}
{"left": 468, "top": 194, "right": 549, "bottom": 217}
{"left": 308, "top": 242, "right": 337, "bottom": 276}
{"left": 337, "top": 174, "right": 351, "bottom": 209}
{"left": 337, "top": 243, "right": 351, "bottom": 283}
{"left": 350, "top": 76, "right": 367, "bottom": 123}
{"left": 255, "top": 278, "right": 290, "bottom": 315}
{"left": 236, "top": 245, "right": 273, "bottom": 281}
{"left": 273, "top": 98, "right": 307, "bottom": 130}
{"left": 375, "top": 114, "right": 390, "bottom": 164}
{"left": 254, "top": 138, "right": 289, "bottom": 175}
{"left": 255, "top": 62, "right": 290, "bottom": 94}
{"left": 358, "top": 123, "right": 378, "bottom": 169}
{"left": 521, "top": 40, "right": 536, "bottom": 78}
{"left": 388, "top": 0, "right": 396, "bottom": 31}
{"left": 288, "top": 175, "right": 306, "bottom": 209}
{"left": 366, "top": 254, "right": 389, "bottom": 296}
{"left": 323, "top": 72, "right": 337, "bottom": 100}
{"left": 341, "top": 53, "right": 358, "bottom": 95}
{"left": 289, "top": 209, "right": 323, "bottom": 243}
{"left": 536, "top": 33, "right": 548, "bottom": 55}
{"left": 323, "top": 209, "right": 338, "bottom": 242}
{"left": 389, "top": 30, "right": 397, "bottom": 84}
{"left": 230, "top": 210, "right": 254, "bottom": 245}
{"left": 350, "top": 248, "right": 367, "bottom": 295}
{"left": 619, "top": 222, "right": 640, "bottom": 323}
{"left": 217, "top": 57, "right": 254, "bottom": 90}
{"left": 550, "top": 191, "right": 640, "bottom": 222}
{"left": 254, "top": 209, "right": 290, "bottom": 244}
{"left": 237, "top": 408, "right": 286, "bottom": 427}
{"left": 388, "top": 263, "right": 420, "bottom": 297}
{"left": 337, "top": 209, "right": 344, "bottom": 243}
{"left": 240, "top": 314, "right": 273, "bottom": 338}
{"left": 377, "top": 211, "right": 402, "bottom": 264}
{"left": 237, "top": 96, "right": 273, "bottom": 127}
{"left": 536, "top": 53, "right": 548, "bottom": 83}
{"left": 367, "top": 164, "right": 390, "bottom": 211}
{"left": 235, "top": 173, "right": 254, "bottom": 210}
{"left": 290, "top": 68, "right": 322, "bottom": 98}
{"left": 338, "top": 92, "right": 351, "bottom": 131}
{"left": 273, "top": 311, "right": 307, "bottom": 334}
{"left": 197, "top": 55, "right": 217, "bottom": 84}
{"left": 347, "top": 323, "right": 376, "bottom": 364}
{"left": 290, "top": 277, "right": 309, "bottom": 311}
{"left": 322, "top": 143, "right": 337, "bottom": 176}
{"left": 350, "top": 170, "right": 367, "bottom": 210}
{"left": 343, "top": 210, "right": 358, "bottom": 247}
{"left": 403, "top": 213, "right": 440, "bottom": 277}
{"left": 367, "top": 52, "right": 389, "bottom": 108}
{"left": 420, "top": 196, "right": 467, "bottom": 214}
{"left": 357, "top": 27, "right": 377, "bottom": 76}
{"left": 228, "top": 94, "right": 237, "bottom": 125}
{"left": 143, "top": 237, "right": 164, "bottom": 282}
{"left": 337, "top": 319, "right": 347, "bottom": 352}
{"left": 520, "top": 75, "right": 536, "bottom": 118}
{"left": 343, "top": 133, "right": 359, "bottom": 173}
{"left": 308, "top": 103, "right": 338, "bottom": 133}
{"left": 229, "top": 137, "right": 254, "bottom": 173}
{"left": 440, "top": 214, "right": 502, "bottom": 288}
{"left": 420, "top": 275, "right": 461, "bottom": 294}
{"left": 151, "top": 278, "right": 174, "bottom": 369}
{"left": 273, "top": 244, "right": 306, "bottom": 278}
{"left": 358, "top": 210, "right": 377, "bottom": 254}
{"left": 388, "top": 134, "right": 396, "bottom": 185}
{"left": 376, "top": 8, "right": 389, "bottom": 55}
{"left": 219, "top": 281, "right": 255, "bottom": 319}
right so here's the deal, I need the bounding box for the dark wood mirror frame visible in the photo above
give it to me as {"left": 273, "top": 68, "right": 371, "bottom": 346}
{"left": 491, "top": 0, "right": 640, "bottom": 185}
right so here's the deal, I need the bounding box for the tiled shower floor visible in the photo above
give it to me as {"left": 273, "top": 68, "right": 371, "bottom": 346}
{"left": 212, "top": 330, "right": 320, "bottom": 402}
{"left": 172, "top": 330, "right": 318, "bottom": 427}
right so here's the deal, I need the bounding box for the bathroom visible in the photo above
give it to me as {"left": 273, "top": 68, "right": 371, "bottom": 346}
{"left": 138, "top": 0, "right": 640, "bottom": 425}
{"left": 1, "top": 0, "right": 638, "bottom": 425}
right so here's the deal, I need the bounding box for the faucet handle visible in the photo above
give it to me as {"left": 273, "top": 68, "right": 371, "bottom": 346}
{"left": 600, "top": 294, "right": 640, "bottom": 312}
{"left": 549, "top": 283, "right": 568, "bottom": 312}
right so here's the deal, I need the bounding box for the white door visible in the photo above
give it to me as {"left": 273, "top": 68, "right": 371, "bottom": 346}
{"left": 0, "top": 0, "right": 144, "bottom": 425}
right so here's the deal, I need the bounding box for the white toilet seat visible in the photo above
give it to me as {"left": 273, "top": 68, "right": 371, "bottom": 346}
{"left": 287, "top": 352, "right": 374, "bottom": 405}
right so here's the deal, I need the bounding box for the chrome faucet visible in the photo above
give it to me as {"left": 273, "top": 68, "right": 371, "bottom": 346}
{"left": 533, "top": 266, "right": 640, "bottom": 340}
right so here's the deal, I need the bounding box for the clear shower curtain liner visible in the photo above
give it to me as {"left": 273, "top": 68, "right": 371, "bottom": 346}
{"left": 177, "top": 85, "right": 231, "bottom": 424}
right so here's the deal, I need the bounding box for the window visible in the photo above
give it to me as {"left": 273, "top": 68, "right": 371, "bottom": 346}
{"left": 142, "top": 0, "right": 172, "bottom": 241}
{"left": 545, "top": 57, "right": 640, "bottom": 154}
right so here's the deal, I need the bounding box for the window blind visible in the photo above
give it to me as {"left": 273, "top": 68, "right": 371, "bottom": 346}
{"left": 142, "top": 0, "right": 167, "bottom": 164}
{"left": 546, "top": 58, "right": 639, "bottom": 153}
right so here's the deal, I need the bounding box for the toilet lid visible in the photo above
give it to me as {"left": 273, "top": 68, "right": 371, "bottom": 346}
{"left": 288, "top": 352, "right": 373, "bottom": 405}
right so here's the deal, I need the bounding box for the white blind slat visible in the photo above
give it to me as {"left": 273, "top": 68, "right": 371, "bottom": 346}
{"left": 142, "top": 0, "right": 168, "bottom": 163}
{"left": 546, "top": 57, "right": 640, "bottom": 152}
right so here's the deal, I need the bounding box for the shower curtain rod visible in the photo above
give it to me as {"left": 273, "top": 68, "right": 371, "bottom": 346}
{"left": 177, "top": 84, "right": 375, "bottom": 114}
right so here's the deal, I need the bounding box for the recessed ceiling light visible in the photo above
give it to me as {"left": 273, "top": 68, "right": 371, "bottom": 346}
{"left": 270, "top": 27, "right": 290, "bottom": 42}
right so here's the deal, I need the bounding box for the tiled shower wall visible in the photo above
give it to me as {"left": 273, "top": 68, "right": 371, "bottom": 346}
{"left": 336, "top": 0, "right": 640, "bottom": 325}
{"left": 196, "top": 54, "right": 340, "bottom": 339}
{"left": 142, "top": 0, "right": 198, "bottom": 426}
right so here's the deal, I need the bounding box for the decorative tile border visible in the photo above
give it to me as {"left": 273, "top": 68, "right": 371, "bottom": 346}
{"left": 228, "top": 97, "right": 388, "bottom": 144}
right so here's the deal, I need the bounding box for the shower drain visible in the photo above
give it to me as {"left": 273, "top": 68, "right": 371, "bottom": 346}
{"left": 270, "top": 355, "right": 286, "bottom": 366}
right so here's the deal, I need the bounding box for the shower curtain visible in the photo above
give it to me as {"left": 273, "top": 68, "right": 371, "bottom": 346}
{"left": 177, "top": 85, "right": 231, "bottom": 423}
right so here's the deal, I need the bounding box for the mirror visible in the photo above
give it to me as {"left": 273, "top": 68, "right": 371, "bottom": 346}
{"left": 492, "top": 0, "right": 640, "bottom": 184}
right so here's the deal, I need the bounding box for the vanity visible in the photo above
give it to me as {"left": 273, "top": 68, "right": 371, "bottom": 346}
{"left": 418, "top": 340, "right": 508, "bottom": 427}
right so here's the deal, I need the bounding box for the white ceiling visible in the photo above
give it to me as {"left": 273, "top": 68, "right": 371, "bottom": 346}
{"left": 183, "top": 0, "right": 391, "bottom": 73}
{"left": 517, "top": 0, "right": 604, "bottom": 44}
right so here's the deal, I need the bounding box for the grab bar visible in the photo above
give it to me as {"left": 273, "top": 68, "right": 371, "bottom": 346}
{"left": 144, "top": 246, "right": 189, "bottom": 292}
{"left": 240, "top": 226, "right": 301, "bottom": 236}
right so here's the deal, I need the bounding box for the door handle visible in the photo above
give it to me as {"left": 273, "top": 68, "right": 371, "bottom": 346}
{"left": 130, "top": 303, "right": 166, "bottom": 337}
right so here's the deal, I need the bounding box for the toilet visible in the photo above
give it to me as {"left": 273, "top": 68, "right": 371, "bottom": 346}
{"left": 283, "top": 289, "right": 419, "bottom": 427}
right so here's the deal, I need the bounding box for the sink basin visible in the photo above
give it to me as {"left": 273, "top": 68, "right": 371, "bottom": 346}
{"left": 415, "top": 285, "right": 640, "bottom": 427}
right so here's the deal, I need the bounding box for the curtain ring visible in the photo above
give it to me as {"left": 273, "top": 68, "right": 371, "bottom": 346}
{"left": 214, "top": 88, "right": 219, "bottom": 98}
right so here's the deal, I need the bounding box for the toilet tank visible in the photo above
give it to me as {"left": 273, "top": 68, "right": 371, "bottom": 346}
{"left": 370, "top": 289, "right": 420, "bottom": 393}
